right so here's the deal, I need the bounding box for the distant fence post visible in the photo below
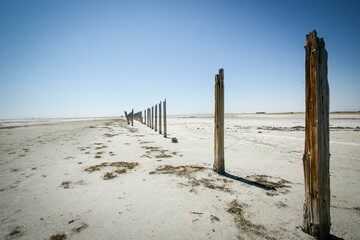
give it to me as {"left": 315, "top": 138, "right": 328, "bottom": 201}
{"left": 159, "top": 101, "right": 162, "bottom": 134}
{"left": 151, "top": 106, "right": 154, "bottom": 129}
{"left": 148, "top": 108, "right": 150, "bottom": 127}
{"left": 155, "top": 104, "right": 158, "bottom": 132}
{"left": 124, "top": 111, "right": 130, "bottom": 125}
{"left": 213, "top": 68, "right": 225, "bottom": 174}
{"left": 302, "top": 30, "right": 330, "bottom": 240}
{"left": 143, "top": 110, "right": 146, "bottom": 125}
{"left": 163, "top": 99, "right": 167, "bottom": 138}
{"left": 131, "top": 109, "right": 134, "bottom": 126}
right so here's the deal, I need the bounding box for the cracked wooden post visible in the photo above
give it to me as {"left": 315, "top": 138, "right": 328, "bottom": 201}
{"left": 163, "top": 99, "right": 167, "bottom": 138}
{"left": 159, "top": 101, "right": 162, "bottom": 134}
{"left": 155, "top": 104, "right": 158, "bottom": 132}
{"left": 131, "top": 109, "right": 134, "bottom": 126}
{"left": 302, "top": 30, "right": 330, "bottom": 240}
{"left": 214, "top": 68, "right": 225, "bottom": 174}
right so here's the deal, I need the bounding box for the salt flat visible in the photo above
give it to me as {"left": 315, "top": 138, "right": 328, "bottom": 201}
{"left": 0, "top": 114, "right": 359, "bottom": 240}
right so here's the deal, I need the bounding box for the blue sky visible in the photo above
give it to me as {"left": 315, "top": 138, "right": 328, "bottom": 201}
{"left": 0, "top": 0, "right": 359, "bottom": 119}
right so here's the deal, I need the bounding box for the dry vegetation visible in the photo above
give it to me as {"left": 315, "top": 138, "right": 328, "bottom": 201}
{"left": 150, "top": 165, "right": 233, "bottom": 193}
{"left": 85, "top": 161, "right": 139, "bottom": 180}
{"left": 227, "top": 200, "right": 276, "bottom": 240}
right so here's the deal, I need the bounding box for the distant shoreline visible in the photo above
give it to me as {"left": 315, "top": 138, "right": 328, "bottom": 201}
{"left": 1, "top": 111, "right": 360, "bottom": 121}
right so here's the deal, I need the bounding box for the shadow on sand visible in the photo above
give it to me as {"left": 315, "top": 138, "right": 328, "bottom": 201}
{"left": 223, "top": 172, "right": 275, "bottom": 191}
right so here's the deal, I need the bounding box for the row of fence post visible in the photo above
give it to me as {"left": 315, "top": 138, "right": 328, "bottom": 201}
{"left": 124, "top": 99, "right": 167, "bottom": 138}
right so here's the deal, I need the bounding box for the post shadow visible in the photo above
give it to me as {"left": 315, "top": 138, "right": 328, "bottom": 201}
{"left": 223, "top": 172, "right": 275, "bottom": 191}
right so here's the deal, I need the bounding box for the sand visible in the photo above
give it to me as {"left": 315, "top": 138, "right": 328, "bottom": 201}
{"left": 0, "top": 114, "right": 359, "bottom": 240}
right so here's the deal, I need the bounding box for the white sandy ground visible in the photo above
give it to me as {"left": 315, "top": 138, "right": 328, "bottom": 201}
{"left": 0, "top": 114, "right": 359, "bottom": 240}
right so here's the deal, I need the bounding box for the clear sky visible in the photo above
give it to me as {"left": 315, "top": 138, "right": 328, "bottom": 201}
{"left": 0, "top": 0, "right": 359, "bottom": 119}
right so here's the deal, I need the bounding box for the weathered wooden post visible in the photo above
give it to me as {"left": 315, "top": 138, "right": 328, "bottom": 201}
{"left": 302, "top": 30, "right": 330, "bottom": 240}
{"left": 147, "top": 108, "right": 150, "bottom": 127}
{"left": 124, "top": 111, "right": 130, "bottom": 125}
{"left": 131, "top": 109, "right": 134, "bottom": 126}
{"left": 151, "top": 106, "right": 154, "bottom": 130}
{"left": 159, "top": 101, "right": 162, "bottom": 134}
{"left": 155, "top": 104, "right": 158, "bottom": 132}
{"left": 144, "top": 110, "right": 146, "bottom": 125}
{"left": 163, "top": 99, "right": 167, "bottom": 138}
{"left": 213, "top": 68, "right": 225, "bottom": 174}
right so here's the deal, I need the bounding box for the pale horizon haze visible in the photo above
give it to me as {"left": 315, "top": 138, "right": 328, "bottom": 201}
{"left": 1, "top": 0, "right": 360, "bottom": 119}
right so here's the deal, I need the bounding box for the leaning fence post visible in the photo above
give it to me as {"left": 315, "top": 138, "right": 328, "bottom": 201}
{"left": 213, "top": 68, "right": 225, "bottom": 174}
{"left": 124, "top": 111, "right": 129, "bottom": 125}
{"left": 302, "top": 30, "right": 330, "bottom": 240}
{"left": 155, "top": 104, "right": 158, "bottom": 132}
{"left": 163, "top": 99, "right": 167, "bottom": 138}
{"left": 159, "top": 101, "right": 162, "bottom": 134}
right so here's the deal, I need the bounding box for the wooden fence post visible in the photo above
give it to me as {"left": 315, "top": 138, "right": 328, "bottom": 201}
{"left": 163, "top": 99, "right": 167, "bottom": 138}
{"left": 302, "top": 30, "right": 330, "bottom": 240}
{"left": 155, "top": 104, "right": 158, "bottom": 132}
{"left": 213, "top": 68, "right": 225, "bottom": 174}
{"left": 151, "top": 106, "right": 154, "bottom": 129}
{"left": 131, "top": 109, "right": 134, "bottom": 126}
{"left": 159, "top": 101, "right": 162, "bottom": 134}
{"left": 124, "top": 111, "right": 129, "bottom": 125}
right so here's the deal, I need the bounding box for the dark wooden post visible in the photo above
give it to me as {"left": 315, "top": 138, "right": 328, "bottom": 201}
{"left": 151, "top": 106, "right": 154, "bottom": 129}
{"left": 214, "top": 68, "right": 225, "bottom": 174}
{"left": 302, "top": 30, "right": 330, "bottom": 240}
{"left": 124, "top": 111, "right": 129, "bottom": 125}
{"left": 131, "top": 109, "right": 134, "bottom": 126}
{"left": 159, "top": 101, "right": 162, "bottom": 134}
{"left": 163, "top": 99, "right": 167, "bottom": 138}
{"left": 155, "top": 104, "right": 158, "bottom": 132}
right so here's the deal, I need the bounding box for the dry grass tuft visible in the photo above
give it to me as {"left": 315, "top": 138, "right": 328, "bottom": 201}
{"left": 149, "top": 165, "right": 205, "bottom": 177}
{"left": 8, "top": 226, "right": 23, "bottom": 237}
{"left": 85, "top": 162, "right": 139, "bottom": 180}
{"left": 72, "top": 222, "right": 89, "bottom": 233}
{"left": 246, "top": 174, "right": 291, "bottom": 195}
{"left": 61, "top": 181, "right": 71, "bottom": 189}
{"left": 50, "top": 233, "right": 67, "bottom": 240}
{"left": 84, "top": 162, "right": 109, "bottom": 173}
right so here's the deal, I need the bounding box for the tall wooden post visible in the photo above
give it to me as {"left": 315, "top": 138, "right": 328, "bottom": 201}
{"left": 302, "top": 30, "right": 330, "bottom": 240}
{"left": 151, "top": 106, "right": 154, "bottom": 129}
{"left": 214, "top": 68, "right": 225, "bottom": 174}
{"left": 131, "top": 109, "right": 134, "bottom": 126}
{"left": 163, "top": 99, "right": 167, "bottom": 138}
{"left": 159, "top": 101, "right": 162, "bottom": 134}
{"left": 155, "top": 104, "right": 158, "bottom": 132}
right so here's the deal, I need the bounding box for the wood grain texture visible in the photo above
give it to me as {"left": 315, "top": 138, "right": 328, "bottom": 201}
{"left": 214, "top": 68, "right": 225, "bottom": 174}
{"left": 303, "top": 30, "right": 330, "bottom": 239}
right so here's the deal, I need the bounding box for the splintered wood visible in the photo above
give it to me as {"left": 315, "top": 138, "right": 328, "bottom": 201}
{"left": 303, "top": 30, "right": 330, "bottom": 240}
{"left": 214, "top": 68, "right": 225, "bottom": 174}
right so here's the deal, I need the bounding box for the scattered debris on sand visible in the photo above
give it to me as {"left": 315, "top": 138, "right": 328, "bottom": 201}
{"left": 85, "top": 162, "right": 139, "bottom": 180}
{"left": 227, "top": 200, "right": 276, "bottom": 240}
{"left": 50, "top": 233, "right": 67, "bottom": 240}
